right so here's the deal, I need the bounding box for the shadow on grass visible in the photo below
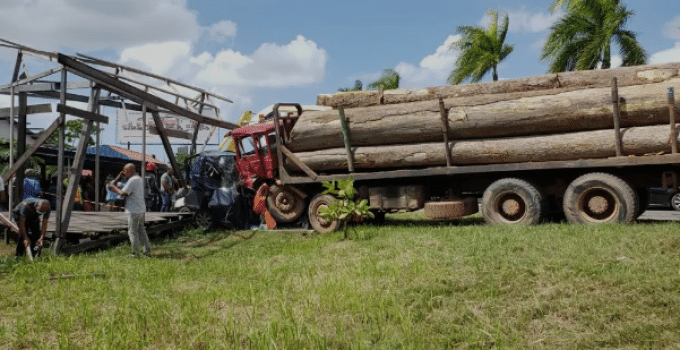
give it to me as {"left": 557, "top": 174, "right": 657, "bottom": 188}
{"left": 383, "top": 217, "right": 485, "bottom": 227}
{"left": 152, "top": 230, "right": 257, "bottom": 260}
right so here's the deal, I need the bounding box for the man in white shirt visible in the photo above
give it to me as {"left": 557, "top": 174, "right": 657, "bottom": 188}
{"left": 108, "top": 163, "right": 151, "bottom": 257}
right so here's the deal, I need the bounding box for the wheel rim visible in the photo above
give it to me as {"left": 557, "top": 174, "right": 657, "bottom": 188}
{"left": 314, "top": 203, "right": 332, "bottom": 227}
{"left": 672, "top": 193, "right": 680, "bottom": 211}
{"left": 494, "top": 192, "right": 526, "bottom": 223}
{"left": 267, "top": 185, "right": 305, "bottom": 222}
{"left": 274, "top": 191, "right": 297, "bottom": 213}
{"left": 195, "top": 211, "right": 212, "bottom": 227}
{"left": 577, "top": 188, "right": 618, "bottom": 223}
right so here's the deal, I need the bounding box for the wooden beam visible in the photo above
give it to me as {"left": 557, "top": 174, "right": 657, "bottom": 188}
{"left": 1, "top": 117, "right": 61, "bottom": 183}
{"left": 60, "top": 117, "right": 95, "bottom": 235}
{"left": 16, "top": 93, "right": 27, "bottom": 202}
{"left": 57, "top": 54, "right": 238, "bottom": 130}
{"left": 338, "top": 106, "right": 355, "bottom": 172}
{"left": 56, "top": 104, "right": 109, "bottom": 124}
{"left": 11, "top": 51, "right": 23, "bottom": 82}
{"left": 53, "top": 70, "right": 67, "bottom": 254}
{"left": 151, "top": 110, "right": 186, "bottom": 188}
{"left": 0, "top": 81, "right": 92, "bottom": 93}
{"left": 0, "top": 103, "right": 52, "bottom": 118}
{"left": 149, "top": 125, "right": 193, "bottom": 140}
{"left": 280, "top": 145, "right": 318, "bottom": 181}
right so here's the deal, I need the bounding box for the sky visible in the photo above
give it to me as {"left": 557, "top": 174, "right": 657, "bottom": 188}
{"left": 1, "top": 0, "right": 679, "bottom": 161}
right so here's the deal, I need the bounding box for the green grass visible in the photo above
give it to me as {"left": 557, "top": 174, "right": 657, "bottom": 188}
{"left": 2, "top": 214, "right": 680, "bottom": 349}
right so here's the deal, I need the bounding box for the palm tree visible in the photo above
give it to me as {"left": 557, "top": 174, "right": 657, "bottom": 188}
{"left": 367, "top": 68, "right": 400, "bottom": 90}
{"left": 448, "top": 9, "right": 514, "bottom": 84}
{"left": 541, "top": 0, "right": 646, "bottom": 72}
{"left": 338, "top": 80, "right": 363, "bottom": 92}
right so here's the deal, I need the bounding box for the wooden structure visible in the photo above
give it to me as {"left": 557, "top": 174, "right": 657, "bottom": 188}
{"left": 1, "top": 211, "right": 192, "bottom": 254}
{"left": 0, "top": 39, "right": 236, "bottom": 253}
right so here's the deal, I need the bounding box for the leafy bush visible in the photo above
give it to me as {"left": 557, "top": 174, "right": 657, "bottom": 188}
{"left": 318, "top": 178, "right": 373, "bottom": 239}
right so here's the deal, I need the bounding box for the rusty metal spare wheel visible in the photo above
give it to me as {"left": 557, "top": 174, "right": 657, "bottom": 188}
{"left": 424, "top": 197, "right": 479, "bottom": 219}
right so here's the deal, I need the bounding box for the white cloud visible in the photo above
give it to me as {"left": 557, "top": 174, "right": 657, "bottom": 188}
{"left": 194, "top": 35, "right": 327, "bottom": 88}
{"left": 478, "top": 8, "right": 561, "bottom": 33}
{"left": 395, "top": 35, "right": 461, "bottom": 88}
{"left": 120, "top": 42, "right": 192, "bottom": 76}
{"left": 0, "top": 0, "right": 201, "bottom": 51}
{"left": 650, "top": 42, "right": 680, "bottom": 64}
{"left": 207, "top": 20, "right": 238, "bottom": 42}
{"left": 663, "top": 16, "right": 680, "bottom": 40}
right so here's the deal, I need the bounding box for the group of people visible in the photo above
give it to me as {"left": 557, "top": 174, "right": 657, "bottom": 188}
{"left": 104, "top": 163, "right": 177, "bottom": 213}
{"left": 3, "top": 162, "right": 179, "bottom": 259}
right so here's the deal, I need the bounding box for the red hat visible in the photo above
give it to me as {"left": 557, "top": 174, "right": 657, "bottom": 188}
{"left": 146, "top": 162, "right": 158, "bottom": 171}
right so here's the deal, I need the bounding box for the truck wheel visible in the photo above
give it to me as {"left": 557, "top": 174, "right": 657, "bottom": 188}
{"left": 267, "top": 185, "right": 305, "bottom": 223}
{"left": 563, "top": 173, "right": 638, "bottom": 224}
{"left": 481, "top": 178, "right": 546, "bottom": 224}
{"left": 308, "top": 194, "right": 340, "bottom": 233}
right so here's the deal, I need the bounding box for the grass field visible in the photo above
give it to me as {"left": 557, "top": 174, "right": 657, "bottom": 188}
{"left": 1, "top": 213, "right": 680, "bottom": 349}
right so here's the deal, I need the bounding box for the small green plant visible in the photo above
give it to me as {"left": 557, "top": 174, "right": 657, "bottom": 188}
{"left": 318, "top": 178, "right": 374, "bottom": 239}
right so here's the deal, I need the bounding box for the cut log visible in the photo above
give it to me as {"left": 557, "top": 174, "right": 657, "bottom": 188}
{"left": 289, "top": 77, "right": 680, "bottom": 152}
{"left": 287, "top": 124, "right": 680, "bottom": 172}
{"left": 317, "top": 62, "right": 680, "bottom": 108}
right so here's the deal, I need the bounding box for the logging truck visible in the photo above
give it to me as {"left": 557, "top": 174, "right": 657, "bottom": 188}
{"left": 229, "top": 62, "right": 680, "bottom": 233}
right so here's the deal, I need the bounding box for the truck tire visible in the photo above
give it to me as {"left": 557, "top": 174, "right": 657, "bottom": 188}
{"left": 267, "top": 184, "right": 305, "bottom": 223}
{"left": 481, "top": 178, "right": 546, "bottom": 225}
{"left": 563, "top": 173, "right": 638, "bottom": 224}
{"left": 308, "top": 194, "right": 340, "bottom": 233}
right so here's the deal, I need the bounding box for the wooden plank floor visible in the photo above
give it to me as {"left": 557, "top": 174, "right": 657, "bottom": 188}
{"left": 2, "top": 211, "right": 192, "bottom": 236}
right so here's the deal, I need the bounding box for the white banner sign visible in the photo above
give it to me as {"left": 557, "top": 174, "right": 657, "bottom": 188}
{"left": 116, "top": 110, "right": 218, "bottom": 145}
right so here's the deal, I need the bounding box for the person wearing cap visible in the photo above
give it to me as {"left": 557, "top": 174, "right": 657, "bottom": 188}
{"left": 108, "top": 163, "right": 151, "bottom": 257}
{"left": 13, "top": 198, "right": 51, "bottom": 257}
{"left": 22, "top": 169, "right": 41, "bottom": 200}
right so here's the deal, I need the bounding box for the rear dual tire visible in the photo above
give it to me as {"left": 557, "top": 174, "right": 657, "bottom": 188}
{"left": 563, "top": 173, "right": 638, "bottom": 224}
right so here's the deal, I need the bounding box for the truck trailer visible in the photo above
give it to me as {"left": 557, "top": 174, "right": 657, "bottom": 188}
{"left": 228, "top": 62, "right": 680, "bottom": 232}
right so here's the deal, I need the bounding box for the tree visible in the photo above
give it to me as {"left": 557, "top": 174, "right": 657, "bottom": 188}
{"left": 448, "top": 9, "right": 514, "bottom": 84}
{"left": 541, "top": 0, "right": 647, "bottom": 72}
{"left": 367, "top": 68, "right": 400, "bottom": 90}
{"left": 338, "top": 80, "right": 363, "bottom": 92}
{"left": 44, "top": 119, "right": 102, "bottom": 149}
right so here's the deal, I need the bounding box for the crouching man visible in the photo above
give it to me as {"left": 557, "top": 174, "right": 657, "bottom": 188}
{"left": 13, "top": 198, "right": 51, "bottom": 258}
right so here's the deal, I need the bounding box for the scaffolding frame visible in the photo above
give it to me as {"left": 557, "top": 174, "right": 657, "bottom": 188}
{"left": 0, "top": 39, "right": 237, "bottom": 253}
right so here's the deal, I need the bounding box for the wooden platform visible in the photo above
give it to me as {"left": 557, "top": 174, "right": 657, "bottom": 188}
{"left": 1, "top": 211, "right": 193, "bottom": 254}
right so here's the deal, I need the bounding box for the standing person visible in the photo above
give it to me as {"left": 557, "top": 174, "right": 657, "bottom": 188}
{"left": 103, "top": 174, "right": 118, "bottom": 211}
{"left": 22, "top": 169, "right": 41, "bottom": 200}
{"left": 108, "top": 163, "right": 151, "bottom": 257}
{"left": 12, "top": 198, "right": 51, "bottom": 258}
{"left": 160, "top": 168, "right": 175, "bottom": 212}
{"left": 144, "top": 162, "right": 161, "bottom": 212}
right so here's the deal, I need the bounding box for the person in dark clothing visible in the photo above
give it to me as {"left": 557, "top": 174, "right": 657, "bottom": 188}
{"left": 12, "top": 198, "right": 51, "bottom": 257}
{"left": 144, "top": 162, "right": 161, "bottom": 212}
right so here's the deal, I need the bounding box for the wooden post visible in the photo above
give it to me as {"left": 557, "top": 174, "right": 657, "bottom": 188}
{"left": 669, "top": 87, "right": 678, "bottom": 154}
{"left": 141, "top": 103, "right": 147, "bottom": 203}
{"left": 439, "top": 97, "right": 452, "bottom": 167}
{"left": 150, "top": 110, "right": 186, "bottom": 188}
{"left": 338, "top": 106, "right": 355, "bottom": 172}
{"left": 53, "top": 69, "right": 66, "bottom": 254}
{"left": 8, "top": 87, "right": 14, "bottom": 213}
{"left": 611, "top": 78, "right": 623, "bottom": 157}
{"left": 16, "top": 93, "right": 27, "bottom": 201}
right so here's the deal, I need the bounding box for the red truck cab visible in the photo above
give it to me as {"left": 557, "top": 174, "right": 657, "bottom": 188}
{"left": 229, "top": 103, "right": 302, "bottom": 189}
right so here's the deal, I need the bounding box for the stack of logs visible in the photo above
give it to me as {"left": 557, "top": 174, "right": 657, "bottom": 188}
{"left": 286, "top": 62, "right": 680, "bottom": 172}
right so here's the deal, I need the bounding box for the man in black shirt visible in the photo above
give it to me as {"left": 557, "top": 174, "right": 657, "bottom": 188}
{"left": 12, "top": 198, "right": 51, "bottom": 257}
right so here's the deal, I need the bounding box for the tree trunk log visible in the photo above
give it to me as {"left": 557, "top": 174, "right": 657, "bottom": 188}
{"left": 289, "top": 77, "right": 680, "bottom": 152}
{"left": 317, "top": 62, "right": 680, "bottom": 108}
{"left": 287, "top": 124, "right": 679, "bottom": 172}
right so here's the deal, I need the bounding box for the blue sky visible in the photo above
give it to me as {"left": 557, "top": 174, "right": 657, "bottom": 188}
{"left": 1, "top": 0, "right": 679, "bottom": 161}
